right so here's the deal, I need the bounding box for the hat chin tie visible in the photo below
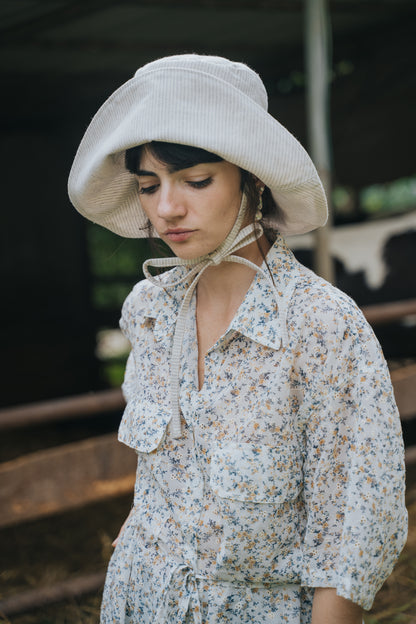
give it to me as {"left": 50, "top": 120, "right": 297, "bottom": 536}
{"left": 143, "top": 194, "right": 276, "bottom": 439}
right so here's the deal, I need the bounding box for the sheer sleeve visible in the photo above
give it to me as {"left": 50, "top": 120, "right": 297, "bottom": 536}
{"left": 118, "top": 290, "right": 136, "bottom": 403}
{"left": 121, "top": 350, "right": 137, "bottom": 403}
{"left": 299, "top": 306, "right": 407, "bottom": 610}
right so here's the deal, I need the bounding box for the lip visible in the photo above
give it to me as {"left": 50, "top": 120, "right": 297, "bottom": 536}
{"left": 164, "top": 229, "right": 196, "bottom": 242}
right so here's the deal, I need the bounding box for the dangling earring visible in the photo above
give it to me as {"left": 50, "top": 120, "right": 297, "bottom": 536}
{"left": 255, "top": 186, "right": 264, "bottom": 221}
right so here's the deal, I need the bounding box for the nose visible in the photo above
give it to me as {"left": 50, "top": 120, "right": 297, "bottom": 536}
{"left": 157, "top": 184, "right": 187, "bottom": 221}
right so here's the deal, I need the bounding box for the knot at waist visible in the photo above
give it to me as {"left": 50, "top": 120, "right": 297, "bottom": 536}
{"left": 155, "top": 563, "right": 203, "bottom": 624}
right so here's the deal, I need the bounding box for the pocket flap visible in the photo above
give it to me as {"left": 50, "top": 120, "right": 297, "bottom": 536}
{"left": 118, "top": 397, "right": 171, "bottom": 453}
{"left": 210, "top": 443, "right": 302, "bottom": 504}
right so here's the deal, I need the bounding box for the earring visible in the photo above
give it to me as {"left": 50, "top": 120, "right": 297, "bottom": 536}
{"left": 255, "top": 186, "right": 264, "bottom": 221}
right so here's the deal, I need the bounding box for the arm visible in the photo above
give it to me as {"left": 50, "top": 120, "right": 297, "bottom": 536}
{"left": 299, "top": 301, "right": 407, "bottom": 610}
{"left": 312, "top": 588, "right": 362, "bottom": 624}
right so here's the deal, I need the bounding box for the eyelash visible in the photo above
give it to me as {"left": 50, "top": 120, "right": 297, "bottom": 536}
{"left": 138, "top": 177, "right": 213, "bottom": 195}
{"left": 188, "top": 177, "right": 212, "bottom": 189}
{"left": 139, "top": 185, "right": 158, "bottom": 195}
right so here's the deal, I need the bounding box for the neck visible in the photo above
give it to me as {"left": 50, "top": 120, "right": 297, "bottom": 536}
{"left": 197, "top": 233, "right": 271, "bottom": 302}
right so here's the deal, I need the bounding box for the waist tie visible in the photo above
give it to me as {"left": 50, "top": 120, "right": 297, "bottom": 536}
{"left": 143, "top": 194, "right": 284, "bottom": 439}
{"left": 155, "top": 563, "right": 203, "bottom": 624}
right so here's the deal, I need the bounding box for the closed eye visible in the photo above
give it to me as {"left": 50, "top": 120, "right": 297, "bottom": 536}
{"left": 187, "top": 177, "right": 212, "bottom": 189}
{"left": 138, "top": 184, "right": 159, "bottom": 195}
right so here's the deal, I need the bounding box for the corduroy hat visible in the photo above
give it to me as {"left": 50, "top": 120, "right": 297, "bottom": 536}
{"left": 68, "top": 54, "right": 327, "bottom": 236}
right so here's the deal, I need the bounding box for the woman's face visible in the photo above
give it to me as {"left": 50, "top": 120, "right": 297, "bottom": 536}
{"left": 135, "top": 148, "right": 243, "bottom": 259}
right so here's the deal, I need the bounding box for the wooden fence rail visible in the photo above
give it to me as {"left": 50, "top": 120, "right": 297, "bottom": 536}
{"left": 0, "top": 298, "right": 415, "bottom": 432}
{"left": 0, "top": 388, "right": 124, "bottom": 431}
{"left": 0, "top": 298, "right": 415, "bottom": 529}
{"left": 0, "top": 571, "right": 106, "bottom": 618}
{"left": 0, "top": 365, "right": 414, "bottom": 430}
{"left": 0, "top": 432, "right": 136, "bottom": 529}
{"left": 390, "top": 364, "right": 416, "bottom": 421}
{"left": 361, "top": 298, "right": 416, "bottom": 326}
{"left": 0, "top": 363, "right": 415, "bottom": 528}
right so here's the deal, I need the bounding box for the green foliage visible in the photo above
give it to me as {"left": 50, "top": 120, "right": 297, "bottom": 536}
{"left": 93, "top": 282, "right": 133, "bottom": 310}
{"left": 86, "top": 223, "right": 152, "bottom": 279}
{"left": 85, "top": 224, "right": 171, "bottom": 385}
{"left": 86, "top": 223, "right": 170, "bottom": 311}
{"left": 332, "top": 186, "right": 356, "bottom": 218}
{"left": 360, "top": 176, "right": 416, "bottom": 217}
{"left": 102, "top": 360, "right": 128, "bottom": 387}
{"left": 332, "top": 176, "right": 416, "bottom": 221}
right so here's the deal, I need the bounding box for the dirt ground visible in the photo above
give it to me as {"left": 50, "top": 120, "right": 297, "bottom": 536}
{"left": 1, "top": 470, "right": 416, "bottom": 624}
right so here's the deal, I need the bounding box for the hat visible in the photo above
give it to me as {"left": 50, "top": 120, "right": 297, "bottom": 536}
{"left": 68, "top": 54, "right": 327, "bottom": 237}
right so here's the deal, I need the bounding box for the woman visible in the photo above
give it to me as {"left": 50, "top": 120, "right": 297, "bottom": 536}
{"left": 68, "top": 54, "right": 407, "bottom": 624}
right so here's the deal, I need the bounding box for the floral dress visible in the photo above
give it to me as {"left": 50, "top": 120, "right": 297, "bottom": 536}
{"left": 100, "top": 236, "right": 407, "bottom": 624}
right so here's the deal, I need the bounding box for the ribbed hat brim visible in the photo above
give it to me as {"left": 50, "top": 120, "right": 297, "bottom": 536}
{"left": 68, "top": 58, "right": 327, "bottom": 237}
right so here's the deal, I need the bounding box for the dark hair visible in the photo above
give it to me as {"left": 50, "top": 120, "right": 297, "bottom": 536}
{"left": 125, "top": 142, "right": 223, "bottom": 174}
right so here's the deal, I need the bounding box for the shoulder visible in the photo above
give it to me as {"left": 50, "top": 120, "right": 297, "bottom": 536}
{"left": 122, "top": 265, "right": 184, "bottom": 316}
{"left": 288, "top": 261, "right": 379, "bottom": 357}
{"left": 119, "top": 265, "right": 187, "bottom": 338}
{"left": 286, "top": 264, "right": 391, "bottom": 402}
{"left": 121, "top": 277, "right": 160, "bottom": 319}
{"left": 267, "top": 237, "right": 370, "bottom": 341}
{"left": 293, "top": 263, "right": 368, "bottom": 328}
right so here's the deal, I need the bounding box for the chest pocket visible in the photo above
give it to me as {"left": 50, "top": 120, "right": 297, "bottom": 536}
{"left": 209, "top": 442, "right": 303, "bottom": 583}
{"left": 210, "top": 442, "right": 302, "bottom": 504}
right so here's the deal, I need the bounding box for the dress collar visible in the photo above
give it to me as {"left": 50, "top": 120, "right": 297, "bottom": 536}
{"left": 143, "top": 236, "right": 300, "bottom": 350}
{"left": 228, "top": 236, "right": 300, "bottom": 350}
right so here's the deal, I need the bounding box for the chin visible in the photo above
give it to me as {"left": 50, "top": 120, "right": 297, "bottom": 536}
{"left": 169, "top": 242, "right": 218, "bottom": 261}
{"left": 174, "top": 249, "right": 205, "bottom": 261}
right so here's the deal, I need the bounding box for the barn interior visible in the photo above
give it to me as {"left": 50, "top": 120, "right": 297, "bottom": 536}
{"left": 1, "top": 4, "right": 416, "bottom": 621}
{"left": 1, "top": 0, "right": 415, "bottom": 406}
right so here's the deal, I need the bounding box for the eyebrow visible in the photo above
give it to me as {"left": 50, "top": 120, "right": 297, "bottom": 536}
{"left": 136, "top": 169, "right": 158, "bottom": 177}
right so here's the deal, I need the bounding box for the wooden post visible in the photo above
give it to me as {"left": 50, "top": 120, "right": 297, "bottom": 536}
{"left": 305, "top": 0, "right": 335, "bottom": 283}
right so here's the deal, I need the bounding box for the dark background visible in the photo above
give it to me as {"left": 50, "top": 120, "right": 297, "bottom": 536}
{"left": 1, "top": 0, "right": 415, "bottom": 407}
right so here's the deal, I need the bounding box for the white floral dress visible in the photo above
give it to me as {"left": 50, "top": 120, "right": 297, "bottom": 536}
{"left": 100, "top": 236, "right": 407, "bottom": 624}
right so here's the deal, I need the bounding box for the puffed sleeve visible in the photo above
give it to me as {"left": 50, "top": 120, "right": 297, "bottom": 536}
{"left": 299, "top": 302, "right": 408, "bottom": 610}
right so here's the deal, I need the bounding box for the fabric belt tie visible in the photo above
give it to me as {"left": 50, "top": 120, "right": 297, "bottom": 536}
{"left": 155, "top": 563, "right": 203, "bottom": 624}
{"left": 143, "top": 194, "right": 283, "bottom": 438}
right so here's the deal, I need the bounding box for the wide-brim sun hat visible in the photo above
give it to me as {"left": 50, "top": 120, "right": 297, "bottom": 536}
{"left": 68, "top": 54, "right": 328, "bottom": 237}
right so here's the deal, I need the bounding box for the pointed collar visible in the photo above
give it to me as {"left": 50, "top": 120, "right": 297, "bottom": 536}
{"left": 142, "top": 236, "right": 300, "bottom": 349}
{"left": 227, "top": 236, "right": 300, "bottom": 351}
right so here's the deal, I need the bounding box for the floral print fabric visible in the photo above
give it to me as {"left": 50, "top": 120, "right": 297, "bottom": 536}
{"left": 100, "top": 236, "right": 407, "bottom": 623}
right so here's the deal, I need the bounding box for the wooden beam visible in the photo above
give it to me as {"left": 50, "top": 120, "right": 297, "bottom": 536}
{"left": 361, "top": 299, "right": 416, "bottom": 326}
{"left": 0, "top": 433, "right": 136, "bottom": 529}
{"left": 391, "top": 364, "right": 416, "bottom": 421}
{"left": 1, "top": 400, "right": 414, "bottom": 530}
{"left": 0, "top": 571, "right": 106, "bottom": 618}
{"left": 0, "top": 388, "right": 125, "bottom": 431}
{"left": 0, "top": 361, "right": 414, "bottom": 530}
